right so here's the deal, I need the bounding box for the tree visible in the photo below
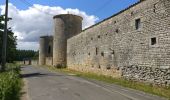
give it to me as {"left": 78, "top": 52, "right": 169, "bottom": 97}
{"left": 0, "top": 15, "right": 17, "bottom": 63}
{"left": 15, "top": 50, "right": 38, "bottom": 61}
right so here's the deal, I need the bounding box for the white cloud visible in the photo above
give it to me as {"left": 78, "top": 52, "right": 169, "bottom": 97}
{"left": 0, "top": 3, "right": 98, "bottom": 50}
{"left": 17, "top": 41, "right": 39, "bottom": 50}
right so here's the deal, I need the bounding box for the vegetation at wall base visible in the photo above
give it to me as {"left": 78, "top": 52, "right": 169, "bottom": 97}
{"left": 38, "top": 65, "right": 170, "bottom": 100}
{"left": 0, "top": 64, "right": 22, "bottom": 100}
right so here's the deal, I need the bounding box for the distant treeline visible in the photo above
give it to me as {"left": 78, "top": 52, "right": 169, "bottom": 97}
{"left": 15, "top": 50, "right": 39, "bottom": 61}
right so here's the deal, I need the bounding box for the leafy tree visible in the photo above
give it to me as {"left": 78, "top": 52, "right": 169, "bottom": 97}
{"left": 0, "top": 15, "right": 17, "bottom": 63}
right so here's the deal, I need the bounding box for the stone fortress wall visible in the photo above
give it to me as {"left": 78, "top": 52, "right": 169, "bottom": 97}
{"left": 67, "top": 0, "right": 170, "bottom": 86}
{"left": 39, "top": 0, "right": 170, "bottom": 86}
{"left": 39, "top": 36, "right": 53, "bottom": 65}
{"left": 53, "top": 14, "right": 82, "bottom": 67}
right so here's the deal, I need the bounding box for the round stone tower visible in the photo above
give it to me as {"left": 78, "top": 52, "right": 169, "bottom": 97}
{"left": 53, "top": 14, "right": 83, "bottom": 67}
{"left": 39, "top": 36, "right": 53, "bottom": 65}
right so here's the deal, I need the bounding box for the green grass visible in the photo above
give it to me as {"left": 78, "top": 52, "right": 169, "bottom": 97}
{"left": 0, "top": 63, "right": 22, "bottom": 100}
{"left": 39, "top": 65, "right": 170, "bottom": 100}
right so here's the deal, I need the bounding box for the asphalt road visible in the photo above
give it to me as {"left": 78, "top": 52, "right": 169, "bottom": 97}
{"left": 21, "top": 66, "right": 167, "bottom": 100}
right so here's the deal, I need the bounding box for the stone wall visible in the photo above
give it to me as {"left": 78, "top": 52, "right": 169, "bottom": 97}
{"left": 39, "top": 36, "right": 53, "bottom": 65}
{"left": 68, "top": 65, "right": 121, "bottom": 78}
{"left": 67, "top": 0, "right": 170, "bottom": 82}
{"left": 46, "top": 57, "right": 53, "bottom": 66}
{"left": 121, "top": 65, "right": 170, "bottom": 86}
{"left": 53, "top": 14, "right": 82, "bottom": 67}
{"left": 31, "top": 60, "right": 39, "bottom": 65}
{"left": 24, "top": 60, "right": 31, "bottom": 65}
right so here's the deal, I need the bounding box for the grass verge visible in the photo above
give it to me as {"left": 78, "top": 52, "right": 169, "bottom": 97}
{"left": 0, "top": 63, "right": 22, "bottom": 100}
{"left": 39, "top": 65, "right": 170, "bottom": 100}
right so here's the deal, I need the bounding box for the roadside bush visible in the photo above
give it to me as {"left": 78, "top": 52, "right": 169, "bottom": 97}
{"left": 0, "top": 64, "right": 21, "bottom": 100}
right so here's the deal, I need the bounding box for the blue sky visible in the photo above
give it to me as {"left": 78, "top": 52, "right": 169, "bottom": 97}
{"left": 0, "top": 0, "right": 139, "bottom": 50}
{"left": 0, "top": 0, "right": 139, "bottom": 22}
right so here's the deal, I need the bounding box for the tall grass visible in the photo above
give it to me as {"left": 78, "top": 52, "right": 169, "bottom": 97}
{"left": 0, "top": 64, "right": 22, "bottom": 100}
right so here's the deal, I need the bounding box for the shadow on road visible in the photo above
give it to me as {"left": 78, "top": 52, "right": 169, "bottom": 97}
{"left": 20, "top": 73, "right": 48, "bottom": 78}
{"left": 20, "top": 72, "right": 74, "bottom": 78}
